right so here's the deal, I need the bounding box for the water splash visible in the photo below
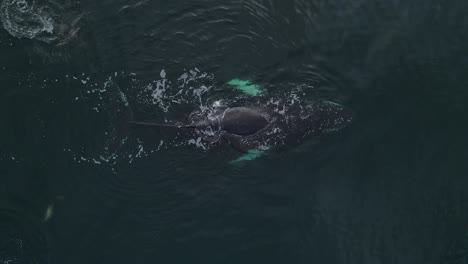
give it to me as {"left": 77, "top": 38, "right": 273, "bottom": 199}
{"left": 63, "top": 69, "right": 216, "bottom": 167}
{"left": 136, "top": 68, "right": 214, "bottom": 113}
{"left": 0, "top": 0, "right": 82, "bottom": 45}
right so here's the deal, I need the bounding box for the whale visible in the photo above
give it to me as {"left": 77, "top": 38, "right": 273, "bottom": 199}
{"left": 104, "top": 80, "right": 353, "bottom": 155}
{"left": 128, "top": 99, "right": 353, "bottom": 152}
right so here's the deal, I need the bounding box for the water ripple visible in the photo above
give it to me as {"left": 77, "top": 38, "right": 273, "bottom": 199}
{"left": 0, "top": 199, "right": 48, "bottom": 263}
{"left": 0, "top": 0, "right": 83, "bottom": 45}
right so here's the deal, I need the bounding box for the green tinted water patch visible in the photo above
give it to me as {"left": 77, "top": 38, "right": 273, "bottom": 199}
{"left": 229, "top": 149, "right": 265, "bottom": 164}
{"left": 226, "top": 79, "right": 262, "bottom": 96}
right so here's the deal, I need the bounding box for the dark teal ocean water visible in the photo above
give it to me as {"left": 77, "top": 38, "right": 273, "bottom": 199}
{"left": 1, "top": 0, "right": 468, "bottom": 263}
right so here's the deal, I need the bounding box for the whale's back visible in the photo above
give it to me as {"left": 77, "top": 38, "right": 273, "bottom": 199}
{"left": 222, "top": 107, "right": 269, "bottom": 136}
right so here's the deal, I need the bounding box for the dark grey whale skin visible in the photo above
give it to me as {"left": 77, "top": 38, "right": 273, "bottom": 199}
{"left": 185, "top": 101, "right": 353, "bottom": 152}
{"left": 221, "top": 107, "right": 270, "bottom": 136}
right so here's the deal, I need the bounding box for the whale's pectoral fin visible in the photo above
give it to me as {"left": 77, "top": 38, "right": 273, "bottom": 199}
{"left": 226, "top": 78, "right": 263, "bottom": 96}
{"left": 229, "top": 149, "right": 266, "bottom": 164}
{"left": 221, "top": 134, "right": 248, "bottom": 153}
{"left": 222, "top": 134, "right": 268, "bottom": 164}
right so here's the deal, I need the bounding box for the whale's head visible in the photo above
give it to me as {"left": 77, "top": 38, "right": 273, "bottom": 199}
{"left": 311, "top": 100, "right": 353, "bottom": 134}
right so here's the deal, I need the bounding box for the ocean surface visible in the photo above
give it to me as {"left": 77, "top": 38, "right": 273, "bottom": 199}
{"left": 1, "top": 0, "right": 468, "bottom": 263}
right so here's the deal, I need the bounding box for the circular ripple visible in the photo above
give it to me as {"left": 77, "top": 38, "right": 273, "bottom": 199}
{"left": 0, "top": 0, "right": 83, "bottom": 45}
{"left": 1, "top": 0, "right": 58, "bottom": 43}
